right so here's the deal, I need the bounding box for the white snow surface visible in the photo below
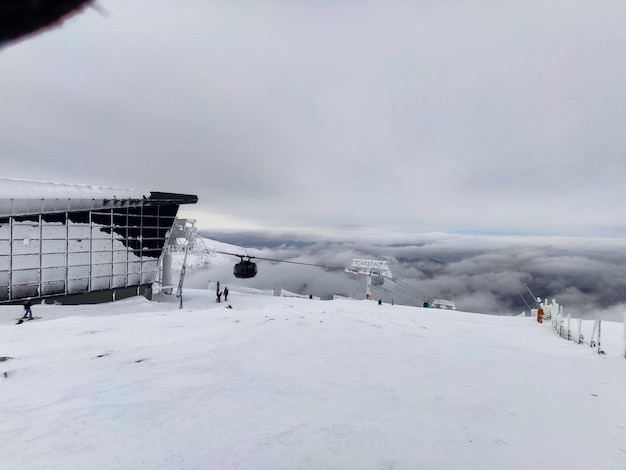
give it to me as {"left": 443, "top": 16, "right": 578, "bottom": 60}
{"left": 1, "top": 291, "right": 625, "bottom": 470}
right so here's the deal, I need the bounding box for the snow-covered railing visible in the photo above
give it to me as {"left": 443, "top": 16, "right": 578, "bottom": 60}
{"left": 541, "top": 298, "right": 560, "bottom": 320}
{"left": 551, "top": 312, "right": 584, "bottom": 344}
{"left": 550, "top": 311, "right": 611, "bottom": 355}
{"left": 280, "top": 289, "right": 319, "bottom": 300}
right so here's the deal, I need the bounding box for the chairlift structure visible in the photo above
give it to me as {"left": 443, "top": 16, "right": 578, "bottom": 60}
{"left": 345, "top": 259, "right": 393, "bottom": 300}
{"left": 431, "top": 299, "right": 456, "bottom": 310}
{"left": 158, "top": 218, "right": 212, "bottom": 298}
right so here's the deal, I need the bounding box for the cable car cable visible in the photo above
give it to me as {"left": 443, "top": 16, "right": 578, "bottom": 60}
{"left": 214, "top": 249, "right": 441, "bottom": 302}
{"left": 213, "top": 250, "right": 347, "bottom": 271}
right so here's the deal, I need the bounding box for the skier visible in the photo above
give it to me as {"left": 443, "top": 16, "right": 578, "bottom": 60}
{"left": 22, "top": 298, "right": 33, "bottom": 320}
{"left": 223, "top": 287, "right": 229, "bottom": 301}
{"left": 216, "top": 290, "right": 222, "bottom": 303}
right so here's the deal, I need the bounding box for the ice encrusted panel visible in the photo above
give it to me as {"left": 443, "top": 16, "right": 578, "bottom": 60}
{"left": 112, "top": 262, "right": 128, "bottom": 276}
{"left": 68, "top": 266, "right": 89, "bottom": 280}
{"left": 11, "top": 254, "right": 39, "bottom": 270}
{"left": 0, "top": 223, "right": 8, "bottom": 239}
{"left": 42, "top": 253, "right": 66, "bottom": 269}
{"left": 12, "top": 268, "right": 37, "bottom": 284}
{"left": 113, "top": 250, "right": 128, "bottom": 263}
{"left": 12, "top": 238, "right": 40, "bottom": 255}
{"left": 0, "top": 240, "right": 8, "bottom": 252}
{"left": 68, "top": 252, "right": 90, "bottom": 267}
{"left": 128, "top": 273, "right": 141, "bottom": 285}
{"left": 128, "top": 261, "right": 141, "bottom": 273}
{"left": 90, "top": 277, "right": 109, "bottom": 291}
{"left": 42, "top": 281, "right": 65, "bottom": 296}
{"left": 69, "top": 278, "right": 89, "bottom": 293}
{"left": 7, "top": 200, "right": 29, "bottom": 215}
{"left": 68, "top": 223, "right": 90, "bottom": 238}
{"left": 41, "top": 267, "right": 65, "bottom": 282}
{"left": 11, "top": 221, "right": 39, "bottom": 239}
{"left": 141, "top": 272, "right": 157, "bottom": 284}
{"left": 68, "top": 239, "right": 90, "bottom": 253}
{"left": 92, "top": 226, "right": 112, "bottom": 239}
{"left": 141, "top": 260, "right": 158, "bottom": 284}
{"left": 112, "top": 275, "right": 127, "bottom": 288}
{"left": 91, "top": 264, "right": 111, "bottom": 278}
{"left": 0, "top": 254, "right": 8, "bottom": 271}
{"left": 0, "top": 268, "right": 8, "bottom": 284}
{"left": 0, "top": 179, "right": 139, "bottom": 200}
{"left": 92, "top": 252, "right": 112, "bottom": 264}
{"left": 12, "top": 284, "right": 38, "bottom": 298}
{"left": 92, "top": 239, "right": 113, "bottom": 252}
{"left": 42, "top": 223, "right": 66, "bottom": 239}
{"left": 42, "top": 239, "right": 66, "bottom": 254}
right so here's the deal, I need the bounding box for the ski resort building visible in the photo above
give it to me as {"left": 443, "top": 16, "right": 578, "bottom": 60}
{"left": 0, "top": 179, "right": 197, "bottom": 304}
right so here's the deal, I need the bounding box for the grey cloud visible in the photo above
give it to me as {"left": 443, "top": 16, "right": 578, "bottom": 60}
{"left": 2, "top": 1, "right": 626, "bottom": 236}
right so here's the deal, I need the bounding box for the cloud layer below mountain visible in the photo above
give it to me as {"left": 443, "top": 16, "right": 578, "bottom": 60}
{"left": 185, "top": 232, "right": 626, "bottom": 321}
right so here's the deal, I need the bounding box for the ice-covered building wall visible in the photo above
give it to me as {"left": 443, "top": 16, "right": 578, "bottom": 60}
{"left": 0, "top": 179, "right": 197, "bottom": 303}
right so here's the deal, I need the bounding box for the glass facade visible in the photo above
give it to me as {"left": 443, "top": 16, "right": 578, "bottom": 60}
{"left": 0, "top": 192, "right": 197, "bottom": 303}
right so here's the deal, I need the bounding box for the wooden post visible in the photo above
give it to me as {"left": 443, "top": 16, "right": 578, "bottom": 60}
{"left": 578, "top": 318, "right": 583, "bottom": 344}
{"left": 590, "top": 319, "right": 598, "bottom": 348}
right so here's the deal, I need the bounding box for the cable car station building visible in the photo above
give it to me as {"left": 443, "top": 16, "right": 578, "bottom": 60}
{"left": 0, "top": 179, "right": 197, "bottom": 304}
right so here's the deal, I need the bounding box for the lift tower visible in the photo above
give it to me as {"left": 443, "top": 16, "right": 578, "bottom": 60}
{"left": 345, "top": 259, "right": 393, "bottom": 300}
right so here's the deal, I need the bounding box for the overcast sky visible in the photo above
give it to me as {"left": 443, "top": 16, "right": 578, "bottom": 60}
{"left": 2, "top": 0, "right": 626, "bottom": 237}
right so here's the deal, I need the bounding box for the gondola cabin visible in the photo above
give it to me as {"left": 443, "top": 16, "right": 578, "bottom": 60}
{"left": 234, "top": 259, "right": 257, "bottom": 279}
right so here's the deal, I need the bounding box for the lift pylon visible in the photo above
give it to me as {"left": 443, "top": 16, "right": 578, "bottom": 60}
{"left": 345, "top": 259, "right": 393, "bottom": 300}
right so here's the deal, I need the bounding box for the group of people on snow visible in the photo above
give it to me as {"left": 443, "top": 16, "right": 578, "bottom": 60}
{"left": 216, "top": 286, "right": 229, "bottom": 303}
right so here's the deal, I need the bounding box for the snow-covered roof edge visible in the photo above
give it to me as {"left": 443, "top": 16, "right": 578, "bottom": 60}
{"left": 0, "top": 178, "right": 143, "bottom": 200}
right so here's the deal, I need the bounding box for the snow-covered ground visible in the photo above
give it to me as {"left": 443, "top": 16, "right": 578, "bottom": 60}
{"left": 1, "top": 290, "right": 625, "bottom": 470}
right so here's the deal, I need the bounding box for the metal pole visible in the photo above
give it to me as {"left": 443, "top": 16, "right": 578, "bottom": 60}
{"left": 590, "top": 319, "right": 598, "bottom": 347}
{"left": 65, "top": 212, "right": 69, "bottom": 295}
{"left": 517, "top": 290, "right": 533, "bottom": 311}
{"left": 578, "top": 318, "right": 582, "bottom": 344}
{"left": 177, "top": 265, "right": 186, "bottom": 309}
{"left": 623, "top": 313, "right": 626, "bottom": 359}
{"left": 8, "top": 216, "right": 13, "bottom": 301}
{"left": 524, "top": 283, "right": 541, "bottom": 307}
{"left": 38, "top": 213, "right": 42, "bottom": 297}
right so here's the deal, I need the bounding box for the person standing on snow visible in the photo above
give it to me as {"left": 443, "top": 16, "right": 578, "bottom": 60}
{"left": 22, "top": 298, "right": 33, "bottom": 320}
{"left": 224, "top": 287, "right": 229, "bottom": 301}
{"left": 217, "top": 290, "right": 222, "bottom": 303}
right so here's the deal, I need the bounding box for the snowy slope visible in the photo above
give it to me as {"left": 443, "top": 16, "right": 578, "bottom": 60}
{"left": 1, "top": 292, "right": 625, "bottom": 470}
